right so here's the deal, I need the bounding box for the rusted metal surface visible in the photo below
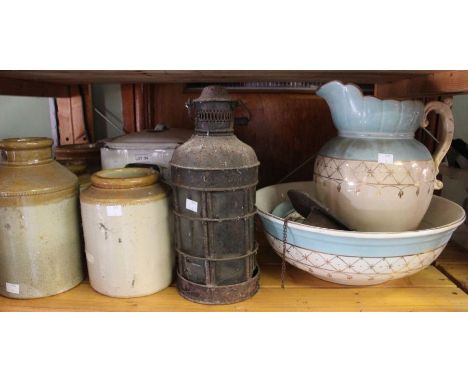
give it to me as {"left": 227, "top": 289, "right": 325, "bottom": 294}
{"left": 170, "top": 86, "right": 260, "bottom": 304}
{"left": 177, "top": 268, "right": 259, "bottom": 305}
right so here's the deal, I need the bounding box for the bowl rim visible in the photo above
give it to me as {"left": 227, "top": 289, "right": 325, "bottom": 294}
{"left": 256, "top": 182, "right": 466, "bottom": 240}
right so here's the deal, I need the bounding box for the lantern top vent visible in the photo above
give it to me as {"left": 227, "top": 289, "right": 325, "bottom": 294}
{"left": 193, "top": 85, "right": 235, "bottom": 103}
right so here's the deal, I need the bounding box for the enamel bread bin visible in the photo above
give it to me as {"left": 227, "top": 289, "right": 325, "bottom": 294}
{"left": 101, "top": 127, "right": 192, "bottom": 180}
{"left": 256, "top": 181, "right": 465, "bottom": 286}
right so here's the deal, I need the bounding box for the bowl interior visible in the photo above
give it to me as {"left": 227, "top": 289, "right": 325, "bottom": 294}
{"left": 256, "top": 181, "right": 465, "bottom": 232}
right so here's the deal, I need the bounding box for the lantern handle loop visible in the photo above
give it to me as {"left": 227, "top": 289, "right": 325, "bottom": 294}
{"left": 238, "top": 99, "right": 251, "bottom": 122}
{"left": 185, "top": 99, "right": 193, "bottom": 120}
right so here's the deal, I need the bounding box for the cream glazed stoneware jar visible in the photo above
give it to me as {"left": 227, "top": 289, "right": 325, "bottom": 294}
{"left": 80, "top": 167, "right": 173, "bottom": 298}
{"left": 0, "top": 137, "right": 83, "bottom": 298}
{"left": 314, "top": 81, "right": 455, "bottom": 232}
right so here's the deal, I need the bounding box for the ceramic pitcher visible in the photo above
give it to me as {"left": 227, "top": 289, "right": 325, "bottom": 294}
{"left": 314, "top": 81, "right": 454, "bottom": 232}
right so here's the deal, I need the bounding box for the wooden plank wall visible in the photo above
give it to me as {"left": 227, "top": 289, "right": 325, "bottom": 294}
{"left": 55, "top": 85, "right": 89, "bottom": 145}
{"left": 55, "top": 81, "right": 447, "bottom": 180}
{"left": 80, "top": 84, "right": 95, "bottom": 142}
{"left": 121, "top": 84, "right": 154, "bottom": 133}
{"left": 150, "top": 84, "right": 337, "bottom": 187}
{"left": 374, "top": 71, "right": 468, "bottom": 98}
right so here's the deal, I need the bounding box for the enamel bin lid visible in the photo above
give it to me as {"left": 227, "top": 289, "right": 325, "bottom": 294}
{"left": 104, "top": 127, "right": 192, "bottom": 150}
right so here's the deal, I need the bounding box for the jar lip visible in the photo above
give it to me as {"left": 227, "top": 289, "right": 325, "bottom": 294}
{"left": 0, "top": 137, "right": 53, "bottom": 150}
{"left": 55, "top": 142, "right": 102, "bottom": 153}
{"left": 91, "top": 167, "right": 159, "bottom": 189}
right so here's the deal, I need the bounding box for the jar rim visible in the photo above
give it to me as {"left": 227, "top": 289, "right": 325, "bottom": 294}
{"left": 91, "top": 167, "right": 159, "bottom": 189}
{"left": 55, "top": 142, "right": 102, "bottom": 153}
{"left": 0, "top": 137, "right": 53, "bottom": 150}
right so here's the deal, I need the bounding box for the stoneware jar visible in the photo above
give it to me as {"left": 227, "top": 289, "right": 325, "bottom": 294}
{"left": 64, "top": 161, "right": 92, "bottom": 192}
{"left": 55, "top": 142, "right": 102, "bottom": 173}
{"left": 80, "top": 167, "right": 173, "bottom": 298}
{"left": 0, "top": 137, "right": 84, "bottom": 298}
{"left": 314, "top": 81, "right": 454, "bottom": 232}
{"left": 55, "top": 143, "right": 102, "bottom": 192}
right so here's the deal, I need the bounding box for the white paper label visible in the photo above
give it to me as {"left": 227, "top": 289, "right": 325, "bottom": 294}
{"left": 86, "top": 252, "right": 95, "bottom": 264}
{"left": 186, "top": 198, "right": 198, "bottom": 213}
{"left": 6, "top": 282, "right": 19, "bottom": 294}
{"left": 378, "top": 153, "right": 394, "bottom": 164}
{"left": 106, "top": 205, "right": 122, "bottom": 216}
{"left": 134, "top": 152, "right": 151, "bottom": 162}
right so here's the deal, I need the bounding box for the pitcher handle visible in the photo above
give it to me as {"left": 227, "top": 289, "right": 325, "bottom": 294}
{"left": 420, "top": 98, "right": 455, "bottom": 190}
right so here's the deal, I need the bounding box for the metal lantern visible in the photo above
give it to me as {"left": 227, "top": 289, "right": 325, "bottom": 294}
{"left": 170, "top": 86, "right": 260, "bottom": 304}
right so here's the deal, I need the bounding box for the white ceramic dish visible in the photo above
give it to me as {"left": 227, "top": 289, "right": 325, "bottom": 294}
{"left": 101, "top": 128, "right": 192, "bottom": 180}
{"left": 256, "top": 181, "right": 465, "bottom": 286}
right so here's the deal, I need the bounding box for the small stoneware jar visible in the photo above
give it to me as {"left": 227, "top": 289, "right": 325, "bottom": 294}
{"left": 65, "top": 161, "right": 92, "bottom": 192}
{"left": 55, "top": 143, "right": 102, "bottom": 173}
{"left": 55, "top": 143, "right": 102, "bottom": 192}
{"left": 0, "top": 137, "right": 84, "bottom": 299}
{"left": 80, "top": 167, "right": 173, "bottom": 298}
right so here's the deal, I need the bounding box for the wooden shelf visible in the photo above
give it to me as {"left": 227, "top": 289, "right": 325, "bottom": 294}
{"left": 436, "top": 242, "right": 468, "bottom": 293}
{"left": 1, "top": 69, "right": 467, "bottom": 311}
{"left": 2, "top": 70, "right": 468, "bottom": 98}
{"left": 1, "top": 235, "right": 467, "bottom": 312}
{"left": 0, "top": 70, "right": 439, "bottom": 85}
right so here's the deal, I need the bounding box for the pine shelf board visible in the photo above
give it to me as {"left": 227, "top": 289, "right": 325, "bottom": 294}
{"left": 1, "top": 241, "right": 467, "bottom": 312}
{"left": 436, "top": 242, "right": 468, "bottom": 264}
{"left": 436, "top": 264, "right": 468, "bottom": 292}
{"left": 0, "top": 278, "right": 466, "bottom": 312}
{"left": 435, "top": 242, "right": 468, "bottom": 293}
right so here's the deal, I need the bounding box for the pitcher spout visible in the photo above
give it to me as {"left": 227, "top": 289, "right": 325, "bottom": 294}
{"left": 316, "top": 80, "right": 357, "bottom": 112}
{"left": 316, "top": 80, "right": 424, "bottom": 138}
{"left": 316, "top": 81, "right": 365, "bottom": 134}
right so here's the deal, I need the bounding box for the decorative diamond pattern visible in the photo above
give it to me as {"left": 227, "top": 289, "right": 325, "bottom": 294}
{"left": 266, "top": 233, "right": 444, "bottom": 286}
{"left": 314, "top": 155, "right": 435, "bottom": 197}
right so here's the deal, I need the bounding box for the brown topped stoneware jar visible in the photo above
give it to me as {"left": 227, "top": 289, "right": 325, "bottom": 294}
{"left": 55, "top": 142, "right": 102, "bottom": 173}
{"left": 55, "top": 143, "right": 102, "bottom": 192}
{"left": 0, "top": 137, "right": 84, "bottom": 299}
{"left": 65, "top": 161, "right": 92, "bottom": 192}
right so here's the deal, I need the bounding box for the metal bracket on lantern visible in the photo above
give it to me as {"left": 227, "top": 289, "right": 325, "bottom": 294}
{"left": 186, "top": 98, "right": 251, "bottom": 126}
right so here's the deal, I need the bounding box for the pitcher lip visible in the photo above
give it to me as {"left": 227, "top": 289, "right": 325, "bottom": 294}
{"left": 316, "top": 80, "right": 425, "bottom": 135}
{"left": 317, "top": 80, "right": 424, "bottom": 105}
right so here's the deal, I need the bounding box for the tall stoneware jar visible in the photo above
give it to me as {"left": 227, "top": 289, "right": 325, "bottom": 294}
{"left": 80, "top": 167, "right": 173, "bottom": 298}
{"left": 0, "top": 137, "right": 84, "bottom": 298}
